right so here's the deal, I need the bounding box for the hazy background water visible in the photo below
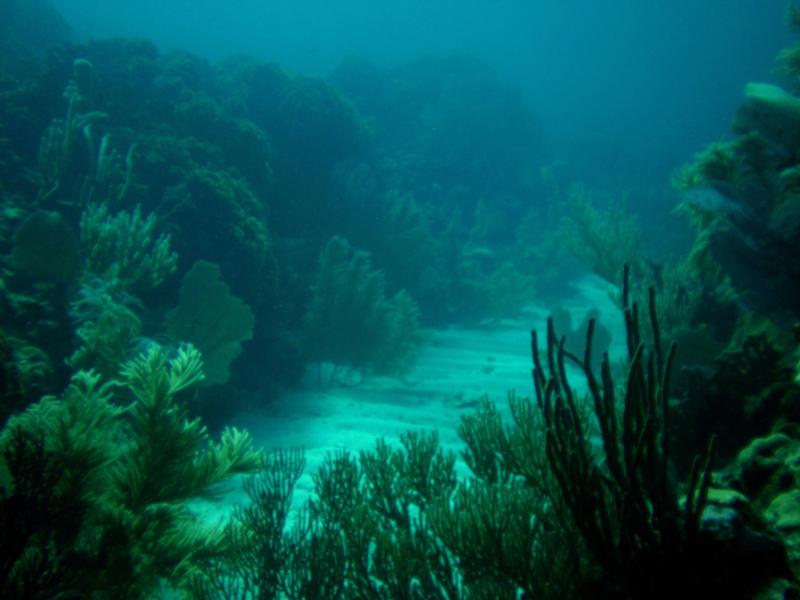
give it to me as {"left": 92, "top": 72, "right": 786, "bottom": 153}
{"left": 51, "top": 0, "right": 792, "bottom": 182}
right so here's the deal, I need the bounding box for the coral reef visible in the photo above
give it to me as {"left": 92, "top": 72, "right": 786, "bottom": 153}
{"left": 675, "top": 96, "right": 800, "bottom": 324}
{"left": 66, "top": 279, "right": 142, "bottom": 377}
{"left": 3, "top": 4, "right": 800, "bottom": 597}
{"left": 190, "top": 431, "right": 459, "bottom": 599}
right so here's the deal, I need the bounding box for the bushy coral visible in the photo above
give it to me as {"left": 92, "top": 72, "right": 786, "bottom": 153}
{"left": 331, "top": 55, "right": 541, "bottom": 199}
{"left": 193, "top": 430, "right": 460, "bottom": 599}
{"left": 161, "top": 166, "right": 275, "bottom": 296}
{"left": 672, "top": 25, "right": 800, "bottom": 325}
{"left": 0, "top": 345, "right": 261, "bottom": 598}
{"left": 67, "top": 279, "right": 142, "bottom": 377}
{"left": 80, "top": 202, "right": 178, "bottom": 292}
{"left": 216, "top": 59, "right": 366, "bottom": 176}
{"left": 302, "top": 236, "right": 423, "bottom": 382}
{"left": 564, "top": 183, "right": 647, "bottom": 284}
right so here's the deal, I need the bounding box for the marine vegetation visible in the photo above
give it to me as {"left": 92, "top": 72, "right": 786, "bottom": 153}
{"left": 3, "top": 2, "right": 800, "bottom": 598}
{"left": 661, "top": 6, "right": 800, "bottom": 487}
{"left": 0, "top": 345, "right": 261, "bottom": 598}
{"left": 180, "top": 266, "right": 799, "bottom": 600}
{"left": 165, "top": 260, "right": 255, "bottom": 387}
{"left": 533, "top": 266, "right": 716, "bottom": 598}
{"left": 302, "top": 236, "right": 423, "bottom": 383}
{"left": 563, "top": 184, "right": 646, "bottom": 285}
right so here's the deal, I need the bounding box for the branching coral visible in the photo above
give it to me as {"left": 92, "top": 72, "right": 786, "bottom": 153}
{"left": 188, "top": 448, "right": 307, "bottom": 599}
{"left": 37, "top": 58, "right": 135, "bottom": 209}
{"left": 433, "top": 392, "right": 587, "bottom": 598}
{"left": 183, "top": 266, "right": 735, "bottom": 599}
{"left": 532, "top": 265, "right": 715, "bottom": 598}
{"left": 115, "top": 344, "right": 260, "bottom": 508}
{"left": 0, "top": 345, "right": 262, "bottom": 598}
{"left": 80, "top": 202, "right": 178, "bottom": 292}
{"left": 0, "top": 370, "right": 124, "bottom": 597}
{"left": 67, "top": 279, "right": 142, "bottom": 377}
{"left": 191, "top": 431, "right": 460, "bottom": 599}
{"left": 429, "top": 479, "right": 564, "bottom": 598}
{"left": 302, "top": 236, "right": 423, "bottom": 382}
{"left": 563, "top": 184, "right": 648, "bottom": 285}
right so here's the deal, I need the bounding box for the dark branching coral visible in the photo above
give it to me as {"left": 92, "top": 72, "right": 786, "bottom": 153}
{"left": 532, "top": 265, "right": 715, "bottom": 598}
{"left": 549, "top": 306, "right": 612, "bottom": 370}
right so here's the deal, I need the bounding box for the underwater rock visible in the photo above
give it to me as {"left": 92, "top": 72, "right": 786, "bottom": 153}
{"left": 734, "top": 83, "right": 800, "bottom": 155}
{"left": 698, "top": 487, "right": 795, "bottom": 597}
{"left": 766, "top": 489, "right": 800, "bottom": 531}
{"left": 671, "top": 324, "right": 800, "bottom": 474}
{"left": 723, "top": 432, "right": 800, "bottom": 583}
{"left": 10, "top": 210, "right": 79, "bottom": 283}
{"left": 728, "top": 433, "right": 800, "bottom": 503}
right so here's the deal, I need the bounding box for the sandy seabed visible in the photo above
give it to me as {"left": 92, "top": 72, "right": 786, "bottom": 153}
{"left": 196, "top": 273, "right": 627, "bottom": 520}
